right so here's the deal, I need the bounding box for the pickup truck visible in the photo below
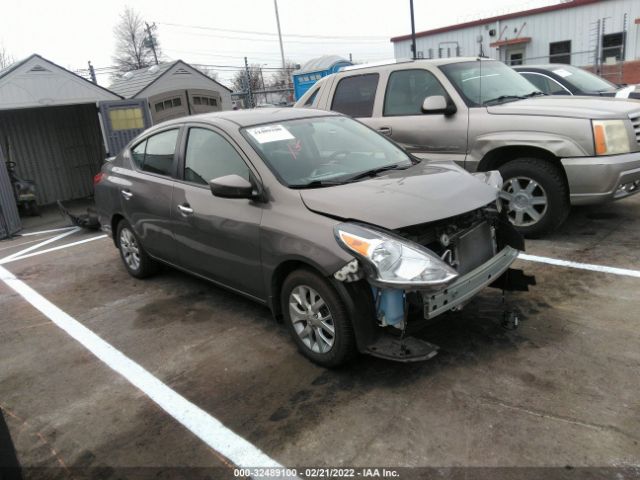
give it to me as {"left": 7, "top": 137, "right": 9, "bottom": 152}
{"left": 294, "top": 58, "right": 640, "bottom": 237}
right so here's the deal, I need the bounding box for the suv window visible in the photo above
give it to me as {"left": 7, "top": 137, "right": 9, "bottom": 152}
{"left": 140, "top": 129, "right": 179, "bottom": 176}
{"left": 331, "top": 74, "right": 379, "bottom": 117}
{"left": 184, "top": 128, "right": 250, "bottom": 185}
{"left": 303, "top": 88, "right": 319, "bottom": 107}
{"left": 384, "top": 69, "right": 448, "bottom": 116}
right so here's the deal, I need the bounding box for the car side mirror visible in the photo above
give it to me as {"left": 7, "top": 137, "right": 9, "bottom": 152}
{"left": 422, "top": 95, "right": 457, "bottom": 116}
{"left": 209, "top": 174, "right": 256, "bottom": 199}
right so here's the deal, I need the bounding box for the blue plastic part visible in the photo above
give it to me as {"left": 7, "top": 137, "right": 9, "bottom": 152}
{"left": 372, "top": 287, "right": 405, "bottom": 326}
{"left": 292, "top": 61, "right": 352, "bottom": 100}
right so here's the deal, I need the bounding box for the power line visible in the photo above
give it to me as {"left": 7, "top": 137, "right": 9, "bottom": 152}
{"left": 158, "top": 22, "right": 389, "bottom": 40}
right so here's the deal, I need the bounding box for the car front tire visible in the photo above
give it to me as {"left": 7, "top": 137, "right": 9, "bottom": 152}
{"left": 281, "top": 269, "right": 357, "bottom": 367}
{"left": 116, "top": 219, "right": 158, "bottom": 278}
{"left": 498, "top": 158, "right": 570, "bottom": 238}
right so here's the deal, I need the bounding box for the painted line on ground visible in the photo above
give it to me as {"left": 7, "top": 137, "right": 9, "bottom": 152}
{"left": 518, "top": 253, "right": 640, "bottom": 279}
{"left": 19, "top": 226, "right": 76, "bottom": 237}
{"left": 0, "top": 237, "right": 58, "bottom": 252}
{"left": 0, "top": 235, "right": 108, "bottom": 265}
{"left": 0, "top": 228, "right": 80, "bottom": 263}
{"left": 0, "top": 265, "right": 285, "bottom": 471}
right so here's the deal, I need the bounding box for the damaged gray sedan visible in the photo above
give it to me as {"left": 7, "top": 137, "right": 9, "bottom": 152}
{"left": 94, "top": 108, "right": 533, "bottom": 367}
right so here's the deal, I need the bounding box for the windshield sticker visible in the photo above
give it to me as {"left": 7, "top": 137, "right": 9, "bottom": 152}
{"left": 247, "top": 124, "right": 294, "bottom": 143}
{"left": 553, "top": 69, "right": 572, "bottom": 78}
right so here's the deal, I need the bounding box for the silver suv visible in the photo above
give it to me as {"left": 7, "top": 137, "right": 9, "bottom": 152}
{"left": 295, "top": 58, "right": 640, "bottom": 237}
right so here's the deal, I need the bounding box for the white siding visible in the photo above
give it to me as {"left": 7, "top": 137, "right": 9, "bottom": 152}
{"left": 136, "top": 63, "right": 233, "bottom": 111}
{"left": 393, "top": 0, "right": 640, "bottom": 65}
{"left": 0, "top": 55, "right": 119, "bottom": 111}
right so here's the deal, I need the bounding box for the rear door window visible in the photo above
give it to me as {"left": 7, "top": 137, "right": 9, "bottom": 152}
{"left": 141, "top": 129, "right": 179, "bottom": 176}
{"left": 331, "top": 74, "right": 379, "bottom": 118}
{"left": 384, "top": 69, "right": 448, "bottom": 116}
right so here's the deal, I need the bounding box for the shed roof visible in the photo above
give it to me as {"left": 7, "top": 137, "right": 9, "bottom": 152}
{"left": 109, "top": 60, "right": 232, "bottom": 99}
{"left": 0, "top": 54, "right": 121, "bottom": 111}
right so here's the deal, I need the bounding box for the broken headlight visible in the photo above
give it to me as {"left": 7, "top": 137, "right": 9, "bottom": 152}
{"left": 335, "top": 223, "right": 459, "bottom": 289}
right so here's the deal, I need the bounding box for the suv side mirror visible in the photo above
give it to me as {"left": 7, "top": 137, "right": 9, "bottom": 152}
{"left": 209, "top": 174, "right": 256, "bottom": 199}
{"left": 422, "top": 95, "right": 457, "bottom": 116}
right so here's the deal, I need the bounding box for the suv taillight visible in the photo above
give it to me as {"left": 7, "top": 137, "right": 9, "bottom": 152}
{"left": 93, "top": 172, "right": 105, "bottom": 185}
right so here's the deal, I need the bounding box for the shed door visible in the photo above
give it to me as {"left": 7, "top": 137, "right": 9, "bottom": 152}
{"left": 98, "top": 100, "right": 152, "bottom": 157}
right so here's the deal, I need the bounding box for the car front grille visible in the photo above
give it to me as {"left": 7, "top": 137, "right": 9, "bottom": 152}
{"left": 630, "top": 112, "right": 640, "bottom": 145}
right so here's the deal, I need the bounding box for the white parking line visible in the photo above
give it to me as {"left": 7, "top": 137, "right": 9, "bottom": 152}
{"left": 0, "top": 228, "right": 80, "bottom": 263}
{"left": 519, "top": 253, "right": 640, "bottom": 279}
{"left": 19, "top": 226, "right": 77, "bottom": 236}
{"left": 0, "top": 264, "right": 285, "bottom": 470}
{"left": 0, "top": 235, "right": 108, "bottom": 265}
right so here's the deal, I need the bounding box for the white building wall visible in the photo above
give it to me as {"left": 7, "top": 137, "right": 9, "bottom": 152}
{"left": 393, "top": 0, "right": 640, "bottom": 66}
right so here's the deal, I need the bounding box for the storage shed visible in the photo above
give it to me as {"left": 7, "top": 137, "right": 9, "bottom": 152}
{"left": 292, "top": 56, "right": 352, "bottom": 100}
{"left": 109, "top": 60, "right": 233, "bottom": 124}
{"left": 0, "top": 54, "right": 122, "bottom": 206}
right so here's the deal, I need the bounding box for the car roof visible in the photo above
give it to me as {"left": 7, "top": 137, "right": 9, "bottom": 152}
{"left": 512, "top": 65, "right": 572, "bottom": 71}
{"left": 147, "top": 108, "right": 340, "bottom": 132}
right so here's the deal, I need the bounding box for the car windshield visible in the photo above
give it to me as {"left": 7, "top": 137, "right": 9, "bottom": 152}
{"left": 440, "top": 60, "right": 542, "bottom": 106}
{"left": 241, "top": 116, "right": 414, "bottom": 188}
{"left": 547, "top": 65, "right": 617, "bottom": 93}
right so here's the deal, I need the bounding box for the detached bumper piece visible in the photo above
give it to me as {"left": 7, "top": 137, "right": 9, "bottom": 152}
{"left": 365, "top": 335, "right": 438, "bottom": 362}
{"left": 423, "top": 246, "right": 519, "bottom": 320}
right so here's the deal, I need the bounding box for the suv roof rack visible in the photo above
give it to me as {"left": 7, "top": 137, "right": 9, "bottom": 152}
{"left": 340, "top": 58, "right": 414, "bottom": 72}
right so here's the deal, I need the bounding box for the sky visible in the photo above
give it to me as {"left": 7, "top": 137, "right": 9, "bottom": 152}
{"left": 0, "top": 0, "right": 560, "bottom": 88}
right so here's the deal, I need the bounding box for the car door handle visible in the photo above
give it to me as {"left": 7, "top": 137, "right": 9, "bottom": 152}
{"left": 378, "top": 127, "right": 392, "bottom": 136}
{"left": 178, "top": 204, "right": 194, "bottom": 216}
{"left": 121, "top": 189, "right": 133, "bottom": 200}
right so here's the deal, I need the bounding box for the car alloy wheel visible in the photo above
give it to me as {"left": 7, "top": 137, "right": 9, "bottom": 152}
{"left": 500, "top": 176, "right": 549, "bottom": 227}
{"left": 288, "top": 285, "right": 335, "bottom": 354}
{"left": 119, "top": 227, "right": 141, "bottom": 271}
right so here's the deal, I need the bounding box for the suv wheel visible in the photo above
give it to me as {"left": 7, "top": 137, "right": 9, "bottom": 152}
{"left": 498, "top": 158, "right": 569, "bottom": 238}
{"left": 116, "top": 220, "right": 158, "bottom": 278}
{"left": 281, "top": 269, "right": 356, "bottom": 367}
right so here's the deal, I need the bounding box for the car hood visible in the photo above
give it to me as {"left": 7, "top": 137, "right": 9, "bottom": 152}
{"left": 299, "top": 162, "right": 498, "bottom": 230}
{"left": 487, "top": 96, "right": 640, "bottom": 119}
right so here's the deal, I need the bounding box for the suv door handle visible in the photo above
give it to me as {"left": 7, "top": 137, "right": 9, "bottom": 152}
{"left": 378, "top": 127, "right": 392, "bottom": 136}
{"left": 178, "top": 204, "right": 194, "bottom": 216}
{"left": 121, "top": 189, "right": 133, "bottom": 200}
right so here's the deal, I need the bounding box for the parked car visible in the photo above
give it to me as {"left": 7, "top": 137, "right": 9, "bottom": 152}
{"left": 513, "top": 64, "right": 640, "bottom": 99}
{"left": 295, "top": 58, "right": 640, "bottom": 237}
{"left": 94, "top": 109, "right": 531, "bottom": 367}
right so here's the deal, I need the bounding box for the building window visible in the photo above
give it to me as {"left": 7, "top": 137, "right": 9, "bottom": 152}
{"left": 193, "top": 96, "right": 202, "bottom": 105}
{"left": 549, "top": 40, "right": 571, "bottom": 64}
{"left": 509, "top": 53, "right": 524, "bottom": 66}
{"left": 108, "top": 107, "right": 145, "bottom": 131}
{"left": 602, "top": 32, "right": 625, "bottom": 61}
{"left": 155, "top": 102, "right": 164, "bottom": 112}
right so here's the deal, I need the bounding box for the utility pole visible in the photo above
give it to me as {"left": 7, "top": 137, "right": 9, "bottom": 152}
{"left": 274, "top": 0, "right": 286, "bottom": 70}
{"left": 145, "top": 22, "right": 159, "bottom": 65}
{"left": 244, "top": 57, "right": 254, "bottom": 109}
{"left": 349, "top": 53, "right": 353, "bottom": 62}
{"left": 87, "top": 61, "right": 97, "bottom": 84}
{"left": 409, "top": 0, "right": 417, "bottom": 60}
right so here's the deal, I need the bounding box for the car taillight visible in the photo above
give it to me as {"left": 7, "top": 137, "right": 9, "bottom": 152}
{"left": 93, "top": 172, "right": 105, "bottom": 185}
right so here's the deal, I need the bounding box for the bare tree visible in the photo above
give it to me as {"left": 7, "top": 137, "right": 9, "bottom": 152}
{"left": 269, "top": 60, "right": 298, "bottom": 88}
{"left": 231, "top": 64, "right": 263, "bottom": 93}
{"left": 195, "top": 66, "right": 219, "bottom": 82}
{"left": 0, "top": 45, "right": 14, "bottom": 69}
{"left": 112, "top": 7, "right": 160, "bottom": 72}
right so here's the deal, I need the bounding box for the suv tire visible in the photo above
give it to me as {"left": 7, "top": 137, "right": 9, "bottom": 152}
{"left": 281, "top": 269, "right": 356, "bottom": 367}
{"left": 498, "top": 158, "right": 569, "bottom": 238}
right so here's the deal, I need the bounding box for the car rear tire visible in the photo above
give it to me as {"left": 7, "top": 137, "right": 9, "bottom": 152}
{"left": 281, "top": 269, "right": 356, "bottom": 367}
{"left": 498, "top": 158, "right": 569, "bottom": 238}
{"left": 116, "top": 219, "right": 158, "bottom": 278}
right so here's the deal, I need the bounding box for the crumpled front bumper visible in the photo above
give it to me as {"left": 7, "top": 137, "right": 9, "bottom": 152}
{"left": 423, "top": 246, "right": 519, "bottom": 319}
